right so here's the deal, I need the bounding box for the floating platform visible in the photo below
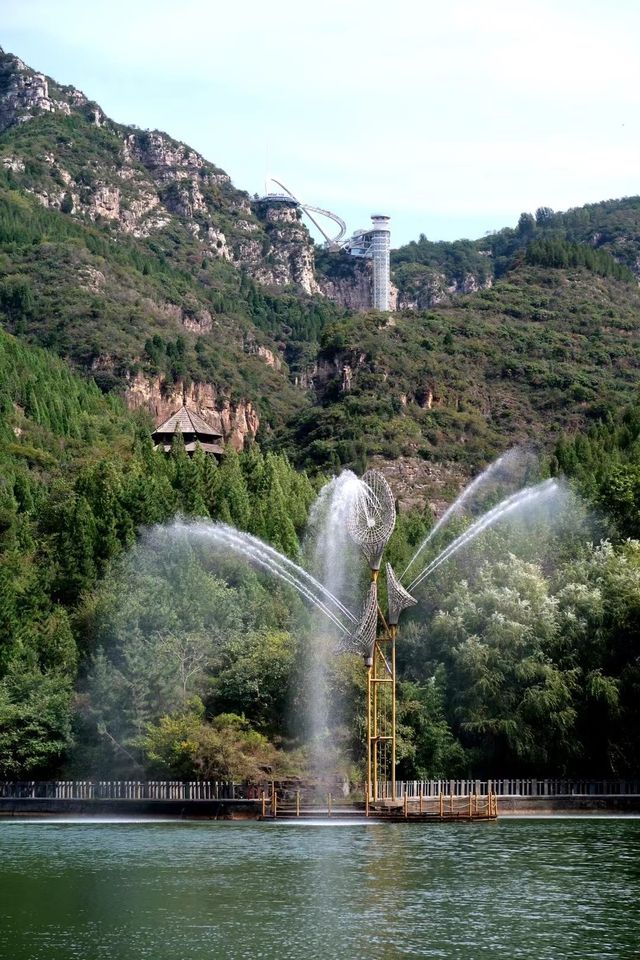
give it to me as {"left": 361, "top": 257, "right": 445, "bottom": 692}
{"left": 260, "top": 793, "right": 498, "bottom": 823}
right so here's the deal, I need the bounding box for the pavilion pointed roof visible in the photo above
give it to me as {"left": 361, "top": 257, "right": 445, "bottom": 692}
{"left": 152, "top": 405, "right": 225, "bottom": 456}
{"left": 154, "top": 405, "right": 222, "bottom": 439}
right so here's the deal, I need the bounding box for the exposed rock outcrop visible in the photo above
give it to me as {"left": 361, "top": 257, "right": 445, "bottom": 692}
{"left": 244, "top": 339, "right": 283, "bottom": 371}
{"left": 318, "top": 260, "right": 373, "bottom": 311}
{"left": 248, "top": 204, "right": 320, "bottom": 295}
{"left": 124, "top": 372, "right": 259, "bottom": 450}
{"left": 370, "top": 455, "right": 470, "bottom": 514}
{"left": 318, "top": 258, "right": 398, "bottom": 312}
{"left": 0, "top": 62, "right": 69, "bottom": 133}
{"left": 395, "top": 269, "right": 492, "bottom": 310}
{"left": 181, "top": 309, "right": 214, "bottom": 334}
{"left": 306, "top": 350, "right": 368, "bottom": 397}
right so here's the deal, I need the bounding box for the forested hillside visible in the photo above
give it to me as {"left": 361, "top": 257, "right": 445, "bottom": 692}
{"left": 392, "top": 197, "right": 640, "bottom": 307}
{"left": 283, "top": 265, "right": 640, "bottom": 469}
{"left": 2, "top": 44, "right": 640, "bottom": 785}
{"left": 0, "top": 328, "right": 319, "bottom": 776}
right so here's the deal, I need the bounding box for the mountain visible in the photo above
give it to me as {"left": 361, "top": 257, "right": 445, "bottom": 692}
{"left": 391, "top": 199, "right": 640, "bottom": 310}
{"left": 0, "top": 47, "right": 346, "bottom": 446}
{"left": 0, "top": 48, "right": 324, "bottom": 292}
{"left": 282, "top": 265, "right": 640, "bottom": 471}
{"left": 2, "top": 45, "right": 640, "bottom": 496}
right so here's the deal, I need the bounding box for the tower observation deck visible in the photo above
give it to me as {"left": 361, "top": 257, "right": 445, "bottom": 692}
{"left": 370, "top": 216, "right": 391, "bottom": 312}
{"left": 344, "top": 215, "right": 391, "bottom": 311}
{"left": 258, "top": 180, "right": 392, "bottom": 311}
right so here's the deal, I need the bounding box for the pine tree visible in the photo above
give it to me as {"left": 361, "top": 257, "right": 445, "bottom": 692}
{"left": 53, "top": 496, "right": 98, "bottom": 606}
{"left": 217, "top": 447, "right": 251, "bottom": 529}
{"left": 201, "top": 453, "right": 220, "bottom": 516}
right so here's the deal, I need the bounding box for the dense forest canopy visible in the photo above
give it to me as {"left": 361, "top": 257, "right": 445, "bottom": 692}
{"left": 2, "top": 326, "right": 640, "bottom": 781}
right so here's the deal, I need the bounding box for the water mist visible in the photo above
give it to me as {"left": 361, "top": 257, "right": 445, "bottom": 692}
{"left": 301, "top": 471, "right": 368, "bottom": 790}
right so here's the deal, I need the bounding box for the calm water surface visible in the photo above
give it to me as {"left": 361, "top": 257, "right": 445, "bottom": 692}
{"left": 0, "top": 817, "right": 639, "bottom": 960}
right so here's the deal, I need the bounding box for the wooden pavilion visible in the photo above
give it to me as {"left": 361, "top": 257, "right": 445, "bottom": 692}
{"left": 152, "top": 406, "right": 224, "bottom": 457}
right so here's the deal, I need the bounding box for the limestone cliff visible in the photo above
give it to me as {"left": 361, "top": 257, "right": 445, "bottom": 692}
{"left": 244, "top": 203, "right": 319, "bottom": 295}
{"left": 124, "top": 373, "right": 260, "bottom": 450}
{"left": 394, "top": 268, "right": 493, "bottom": 311}
{"left": 316, "top": 256, "right": 399, "bottom": 312}
{"left": 0, "top": 48, "right": 320, "bottom": 297}
{"left": 318, "top": 259, "right": 373, "bottom": 311}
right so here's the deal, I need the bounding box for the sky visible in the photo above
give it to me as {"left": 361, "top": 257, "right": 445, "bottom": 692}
{"left": 3, "top": 0, "right": 640, "bottom": 247}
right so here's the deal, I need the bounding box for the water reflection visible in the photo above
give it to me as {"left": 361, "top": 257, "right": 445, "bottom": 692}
{"left": 0, "top": 819, "right": 638, "bottom": 960}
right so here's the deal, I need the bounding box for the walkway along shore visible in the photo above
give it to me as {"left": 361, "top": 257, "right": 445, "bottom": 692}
{"left": 1, "top": 780, "right": 639, "bottom": 819}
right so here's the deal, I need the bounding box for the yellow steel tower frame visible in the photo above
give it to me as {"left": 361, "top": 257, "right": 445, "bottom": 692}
{"left": 366, "top": 572, "right": 397, "bottom": 803}
{"left": 346, "top": 471, "right": 415, "bottom": 807}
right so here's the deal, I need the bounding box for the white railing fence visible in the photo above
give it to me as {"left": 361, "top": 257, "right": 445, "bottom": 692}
{"left": 0, "top": 781, "right": 257, "bottom": 801}
{"left": 394, "top": 779, "right": 640, "bottom": 798}
{"left": 1, "top": 779, "right": 639, "bottom": 801}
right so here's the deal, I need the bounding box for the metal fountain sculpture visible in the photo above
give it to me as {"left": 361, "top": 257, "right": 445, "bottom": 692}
{"left": 177, "top": 462, "right": 559, "bottom": 809}
{"left": 343, "top": 470, "right": 416, "bottom": 805}
{"left": 338, "top": 468, "right": 560, "bottom": 805}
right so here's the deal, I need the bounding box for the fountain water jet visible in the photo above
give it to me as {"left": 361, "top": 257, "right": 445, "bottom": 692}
{"left": 305, "top": 471, "right": 367, "bottom": 621}
{"left": 302, "top": 472, "right": 369, "bottom": 786}
{"left": 407, "top": 478, "right": 561, "bottom": 593}
{"left": 172, "top": 520, "right": 356, "bottom": 634}
{"left": 401, "top": 448, "right": 537, "bottom": 582}
{"left": 149, "top": 463, "right": 573, "bottom": 810}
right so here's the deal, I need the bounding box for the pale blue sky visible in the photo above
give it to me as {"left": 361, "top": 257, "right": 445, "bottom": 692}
{"left": 3, "top": 0, "right": 640, "bottom": 247}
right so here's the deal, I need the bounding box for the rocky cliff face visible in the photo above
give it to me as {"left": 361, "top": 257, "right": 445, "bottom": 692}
{"left": 370, "top": 455, "right": 470, "bottom": 514}
{"left": 245, "top": 203, "right": 319, "bottom": 295}
{"left": 0, "top": 55, "right": 104, "bottom": 133}
{"left": 0, "top": 49, "right": 419, "bottom": 315}
{"left": 0, "top": 49, "right": 320, "bottom": 297}
{"left": 318, "top": 259, "right": 372, "bottom": 311}
{"left": 124, "top": 372, "right": 260, "bottom": 450}
{"left": 395, "top": 269, "right": 493, "bottom": 310}
{"left": 317, "top": 258, "right": 399, "bottom": 312}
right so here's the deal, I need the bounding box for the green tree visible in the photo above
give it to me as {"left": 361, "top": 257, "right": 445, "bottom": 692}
{"left": 217, "top": 447, "right": 251, "bottom": 529}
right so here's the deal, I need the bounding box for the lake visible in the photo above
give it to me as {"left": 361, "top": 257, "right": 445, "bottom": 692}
{"left": 1, "top": 817, "right": 638, "bottom": 959}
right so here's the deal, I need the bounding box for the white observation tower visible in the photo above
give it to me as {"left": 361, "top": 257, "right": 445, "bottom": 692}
{"left": 344, "top": 214, "right": 391, "bottom": 311}
{"left": 370, "top": 215, "right": 391, "bottom": 311}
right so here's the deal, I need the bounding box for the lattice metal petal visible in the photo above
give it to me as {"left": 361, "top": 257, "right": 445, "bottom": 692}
{"left": 386, "top": 562, "right": 417, "bottom": 626}
{"left": 346, "top": 469, "right": 396, "bottom": 570}
{"left": 339, "top": 581, "right": 378, "bottom": 664}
